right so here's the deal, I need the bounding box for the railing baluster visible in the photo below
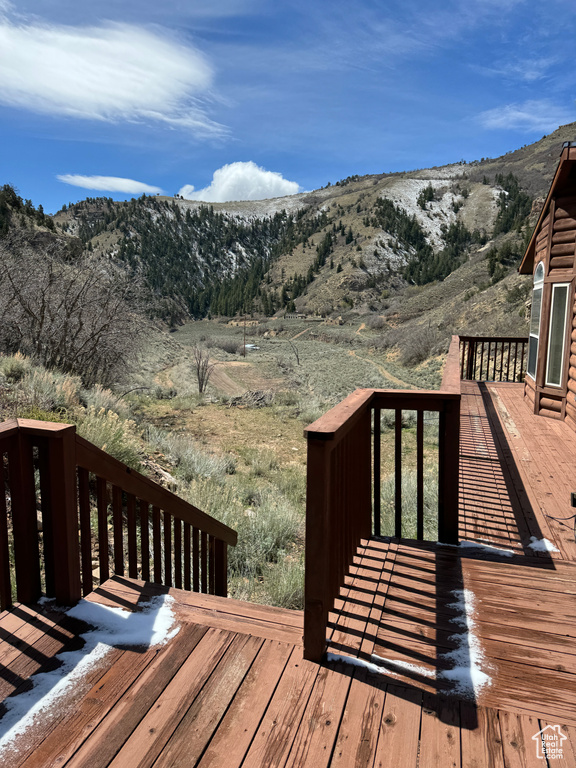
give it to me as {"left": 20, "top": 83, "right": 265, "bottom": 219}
{"left": 468, "top": 340, "right": 475, "bottom": 380}
{"left": 479, "top": 341, "right": 485, "bottom": 380}
{"left": 214, "top": 538, "right": 227, "bottom": 597}
{"left": 209, "top": 535, "right": 215, "bottom": 594}
{"left": 193, "top": 527, "right": 200, "bottom": 592}
{"left": 183, "top": 523, "right": 191, "bottom": 591}
{"left": 417, "top": 410, "right": 424, "bottom": 541}
{"left": 506, "top": 342, "right": 511, "bottom": 381}
{"left": 78, "top": 467, "right": 93, "bottom": 595}
{"left": 395, "top": 408, "right": 402, "bottom": 537}
{"left": 37, "top": 440, "right": 55, "bottom": 597}
{"left": 153, "top": 506, "right": 162, "bottom": 584}
{"left": 164, "top": 511, "right": 172, "bottom": 587}
{"left": 174, "top": 518, "right": 182, "bottom": 589}
{"left": 112, "top": 485, "right": 123, "bottom": 576}
{"left": 140, "top": 499, "right": 150, "bottom": 582}
{"left": 127, "top": 493, "right": 137, "bottom": 579}
{"left": 201, "top": 531, "right": 208, "bottom": 593}
{"left": 493, "top": 341, "right": 498, "bottom": 380}
{"left": 373, "top": 407, "right": 381, "bottom": 537}
{"left": 97, "top": 477, "right": 109, "bottom": 583}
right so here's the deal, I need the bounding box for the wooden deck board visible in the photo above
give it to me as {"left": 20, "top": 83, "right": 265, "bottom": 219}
{"left": 64, "top": 624, "right": 209, "bottom": 768}
{"left": 196, "top": 639, "right": 293, "bottom": 768}
{"left": 330, "top": 668, "right": 386, "bottom": 768}
{"left": 154, "top": 633, "right": 264, "bottom": 768}
{"left": 107, "top": 627, "right": 235, "bottom": 768}
{"left": 372, "top": 684, "right": 422, "bottom": 768}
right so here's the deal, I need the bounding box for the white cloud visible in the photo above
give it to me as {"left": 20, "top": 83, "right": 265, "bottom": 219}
{"left": 477, "top": 100, "right": 576, "bottom": 133}
{"left": 0, "top": 16, "right": 226, "bottom": 136}
{"left": 57, "top": 174, "right": 162, "bottom": 194}
{"left": 473, "top": 57, "right": 557, "bottom": 84}
{"left": 179, "top": 161, "right": 301, "bottom": 202}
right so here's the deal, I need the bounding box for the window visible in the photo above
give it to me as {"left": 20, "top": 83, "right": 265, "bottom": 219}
{"left": 527, "top": 261, "right": 544, "bottom": 379}
{"left": 545, "top": 283, "right": 570, "bottom": 387}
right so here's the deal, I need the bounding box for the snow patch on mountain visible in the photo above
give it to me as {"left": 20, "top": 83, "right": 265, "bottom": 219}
{"left": 382, "top": 177, "right": 458, "bottom": 249}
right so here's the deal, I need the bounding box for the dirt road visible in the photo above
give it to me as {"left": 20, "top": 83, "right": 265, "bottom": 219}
{"left": 348, "top": 350, "right": 413, "bottom": 388}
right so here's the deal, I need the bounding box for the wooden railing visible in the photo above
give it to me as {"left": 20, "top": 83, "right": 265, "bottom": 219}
{"left": 303, "top": 340, "right": 461, "bottom": 660}
{"left": 459, "top": 336, "right": 527, "bottom": 382}
{"left": 0, "top": 419, "right": 237, "bottom": 611}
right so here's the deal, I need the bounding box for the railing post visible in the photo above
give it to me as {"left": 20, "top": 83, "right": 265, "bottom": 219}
{"left": 465, "top": 340, "right": 475, "bottom": 380}
{"left": 438, "top": 397, "right": 460, "bottom": 545}
{"left": 304, "top": 436, "right": 332, "bottom": 661}
{"left": 44, "top": 425, "right": 82, "bottom": 604}
{"left": 9, "top": 430, "right": 42, "bottom": 604}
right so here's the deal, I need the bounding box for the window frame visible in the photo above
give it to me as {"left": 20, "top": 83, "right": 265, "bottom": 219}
{"left": 544, "top": 281, "right": 570, "bottom": 388}
{"left": 526, "top": 261, "right": 545, "bottom": 381}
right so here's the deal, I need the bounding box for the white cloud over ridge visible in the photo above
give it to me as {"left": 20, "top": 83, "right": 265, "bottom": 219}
{"left": 179, "top": 161, "right": 301, "bottom": 202}
{"left": 478, "top": 100, "right": 575, "bottom": 133}
{"left": 57, "top": 174, "right": 162, "bottom": 194}
{"left": 0, "top": 15, "right": 225, "bottom": 136}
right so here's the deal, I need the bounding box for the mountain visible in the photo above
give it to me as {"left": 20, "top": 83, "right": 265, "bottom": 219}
{"left": 47, "top": 123, "right": 575, "bottom": 327}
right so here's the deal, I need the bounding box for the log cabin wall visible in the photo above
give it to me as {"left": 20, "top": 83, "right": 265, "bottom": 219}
{"left": 521, "top": 146, "right": 576, "bottom": 429}
{"left": 524, "top": 191, "right": 576, "bottom": 427}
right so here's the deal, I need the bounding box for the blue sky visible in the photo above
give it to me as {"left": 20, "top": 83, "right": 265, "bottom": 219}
{"left": 0, "top": 0, "right": 574, "bottom": 212}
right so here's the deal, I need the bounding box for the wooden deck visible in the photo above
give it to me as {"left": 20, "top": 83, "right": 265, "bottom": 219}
{"left": 2, "top": 382, "right": 576, "bottom": 766}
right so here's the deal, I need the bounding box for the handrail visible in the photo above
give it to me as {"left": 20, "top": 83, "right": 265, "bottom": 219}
{"left": 76, "top": 436, "right": 236, "bottom": 546}
{"left": 303, "top": 388, "right": 374, "bottom": 442}
{"left": 442, "top": 335, "right": 462, "bottom": 393}
{"left": 0, "top": 418, "right": 237, "bottom": 610}
{"left": 303, "top": 389, "right": 459, "bottom": 440}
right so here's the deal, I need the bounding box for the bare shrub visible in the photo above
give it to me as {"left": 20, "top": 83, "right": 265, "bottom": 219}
{"left": 192, "top": 345, "right": 216, "bottom": 393}
{"left": 367, "top": 315, "right": 386, "bottom": 330}
{"left": 0, "top": 231, "right": 143, "bottom": 386}
{"left": 206, "top": 338, "right": 238, "bottom": 355}
{"left": 398, "top": 326, "right": 440, "bottom": 367}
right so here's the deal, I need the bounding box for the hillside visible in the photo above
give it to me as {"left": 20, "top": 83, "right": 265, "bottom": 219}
{"left": 47, "top": 124, "right": 574, "bottom": 333}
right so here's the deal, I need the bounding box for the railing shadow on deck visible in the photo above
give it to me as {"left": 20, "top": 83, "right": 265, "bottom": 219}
{"left": 475, "top": 381, "right": 555, "bottom": 563}
{"left": 325, "top": 538, "right": 467, "bottom": 685}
